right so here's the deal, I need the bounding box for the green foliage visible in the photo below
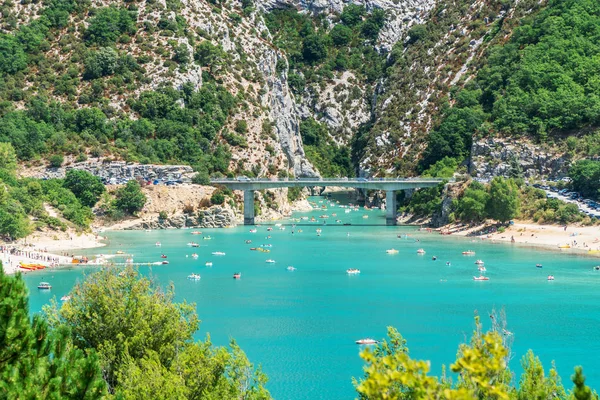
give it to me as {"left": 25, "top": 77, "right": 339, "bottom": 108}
{"left": 401, "top": 184, "right": 444, "bottom": 217}
{"left": 570, "top": 160, "right": 600, "bottom": 200}
{"left": 83, "top": 47, "right": 118, "bottom": 79}
{"left": 421, "top": 156, "right": 458, "bottom": 178}
{"left": 64, "top": 169, "right": 105, "bottom": 207}
{"left": 340, "top": 4, "right": 365, "bottom": 27}
{"left": 455, "top": 181, "right": 489, "bottom": 223}
{"left": 113, "top": 180, "right": 146, "bottom": 214}
{"left": 0, "top": 142, "right": 18, "bottom": 172}
{"left": 49, "top": 268, "right": 271, "bottom": 398}
{"left": 302, "top": 34, "right": 328, "bottom": 63}
{"left": 330, "top": 24, "right": 352, "bottom": 46}
{"left": 0, "top": 34, "right": 27, "bottom": 75}
{"left": 486, "top": 177, "right": 519, "bottom": 223}
{"left": 210, "top": 190, "right": 225, "bottom": 205}
{"left": 287, "top": 187, "right": 302, "bottom": 202}
{"left": 84, "top": 6, "right": 137, "bottom": 46}
{"left": 0, "top": 267, "right": 107, "bottom": 398}
{"left": 300, "top": 118, "right": 352, "bottom": 177}
{"left": 406, "top": 24, "right": 428, "bottom": 45}
{"left": 354, "top": 316, "right": 597, "bottom": 400}
{"left": 194, "top": 41, "right": 227, "bottom": 74}
{"left": 41, "top": 179, "right": 95, "bottom": 227}
{"left": 48, "top": 154, "right": 64, "bottom": 167}
{"left": 158, "top": 210, "right": 168, "bottom": 220}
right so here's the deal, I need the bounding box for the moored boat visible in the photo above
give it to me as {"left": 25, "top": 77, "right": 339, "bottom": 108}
{"left": 162, "top": 261, "right": 169, "bottom": 265}
{"left": 462, "top": 250, "right": 476, "bottom": 255}
{"left": 187, "top": 273, "right": 201, "bottom": 280}
{"left": 191, "top": 231, "right": 202, "bottom": 235}
{"left": 475, "top": 260, "right": 484, "bottom": 265}
{"left": 286, "top": 266, "right": 296, "bottom": 271}
{"left": 60, "top": 295, "right": 71, "bottom": 301}
{"left": 212, "top": 252, "right": 226, "bottom": 256}
{"left": 355, "top": 338, "right": 378, "bottom": 345}
{"left": 205, "top": 262, "right": 213, "bottom": 267}
{"left": 265, "top": 259, "right": 276, "bottom": 263}
{"left": 416, "top": 249, "right": 426, "bottom": 254}
{"left": 386, "top": 249, "right": 399, "bottom": 254}
{"left": 547, "top": 275, "right": 555, "bottom": 281}
{"left": 536, "top": 264, "right": 543, "bottom": 268}
{"left": 155, "top": 242, "right": 161, "bottom": 247}
{"left": 233, "top": 273, "right": 241, "bottom": 279}
{"left": 473, "top": 275, "right": 489, "bottom": 281}
{"left": 38, "top": 282, "right": 52, "bottom": 289}
{"left": 346, "top": 268, "right": 360, "bottom": 275}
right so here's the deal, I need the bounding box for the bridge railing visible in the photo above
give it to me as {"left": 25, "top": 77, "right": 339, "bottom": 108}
{"left": 210, "top": 177, "right": 451, "bottom": 183}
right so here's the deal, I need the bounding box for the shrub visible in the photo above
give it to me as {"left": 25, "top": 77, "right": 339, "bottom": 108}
{"left": 84, "top": 7, "right": 137, "bottom": 46}
{"left": 330, "top": 24, "right": 352, "bottom": 46}
{"left": 64, "top": 169, "right": 106, "bottom": 208}
{"left": 210, "top": 191, "right": 225, "bottom": 205}
{"left": 302, "top": 34, "right": 328, "bottom": 63}
{"left": 113, "top": 180, "right": 146, "bottom": 214}
{"left": 49, "top": 155, "right": 64, "bottom": 168}
{"left": 83, "top": 47, "right": 118, "bottom": 80}
{"left": 158, "top": 210, "right": 168, "bottom": 220}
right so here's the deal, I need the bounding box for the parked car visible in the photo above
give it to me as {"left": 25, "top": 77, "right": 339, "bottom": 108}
{"left": 236, "top": 176, "right": 251, "bottom": 182}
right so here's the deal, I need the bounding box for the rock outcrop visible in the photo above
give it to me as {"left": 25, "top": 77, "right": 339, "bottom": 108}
{"left": 122, "top": 206, "right": 237, "bottom": 230}
{"left": 24, "top": 161, "right": 195, "bottom": 183}
{"left": 470, "top": 138, "right": 571, "bottom": 180}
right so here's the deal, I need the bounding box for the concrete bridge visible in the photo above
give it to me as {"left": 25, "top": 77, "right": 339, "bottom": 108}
{"left": 210, "top": 178, "right": 447, "bottom": 226}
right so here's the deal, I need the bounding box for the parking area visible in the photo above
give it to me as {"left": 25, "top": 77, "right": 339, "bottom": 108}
{"left": 530, "top": 182, "right": 600, "bottom": 219}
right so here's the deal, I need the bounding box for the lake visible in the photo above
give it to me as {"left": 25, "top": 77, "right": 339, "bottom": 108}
{"left": 22, "top": 194, "right": 600, "bottom": 399}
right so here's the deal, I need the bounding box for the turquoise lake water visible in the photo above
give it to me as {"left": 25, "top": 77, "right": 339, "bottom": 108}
{"left": 22, "top": 194, "right": 600, "bottom": 399}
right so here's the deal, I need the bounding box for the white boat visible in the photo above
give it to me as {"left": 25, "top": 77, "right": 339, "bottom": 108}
{"left": 155, "top": 242, "right": 161, "bottom": 247}
{"left": 475, "top": 260, "right": 484, "bottom": 265}
{"left": 191, "top": 253, "right": 198, "bottom": 259}
{"left": 478, "top": 266, "right": 486, "bottom": 272}
{"left": 345, "top": 209, "right": 351, "bottom": 214}
{"left": 547, "top": 275, "right": 555, "bottom": 281}
{"left": 356, "top": 338, "right": 378, "bottom": 345}
{"left": 386, "top": 249, "right": 399, "bottom": 254}
{"left": 346, "top": 268, "right": 360, "bottom": 275}
{"left": 145, "top": 229, "right": 152, "bottom": 232}
{"left": 212, "top": 252, "right": 226, "bottom": 256}
{"left": 38, "top": 282, "right": 52, "bottom": 289}
{"left": 416, "top": 249, "right": 426, "bottom": 254}
{"left": 286, "top": 266, "right": 296, "bottom": 271}
{"left": 187, "top": 273, "right": 201, "bottom": 280}
{"left": 205, "top": 262, "right": 213, "bottom": 267}
{"left": 462, "top": 250, "right": 476, "bottom": 255}
{"left": 249, "top": 229, "right": 257, "bottom": 233}
{"left": 316, "top": 229, "right": 322, "bottom": 234}
{"left": 60, "top": 295, "right": 71, "bottom": 301}
{"left": 266, "top": 259, "right": 276, "bottom": 263}
{"left": 473, "top": 275, "right": 489, "bottom": 281}
{"left": 187, "top": 242, "right": 199, "bottom": 247}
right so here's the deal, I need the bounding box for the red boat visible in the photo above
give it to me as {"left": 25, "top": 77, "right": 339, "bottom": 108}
{"left": 161, "top": 255, "right": 167, "bottom": 258}
{"left": 233, "top": 273, "right": 241, "bottom": 279}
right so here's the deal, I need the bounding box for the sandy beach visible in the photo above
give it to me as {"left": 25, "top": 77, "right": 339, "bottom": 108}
{"left": 1, "top": 230, "right": 107, "bottom": 274}
{"left": 449, "top": 221, "right": 600, "bottom": 257}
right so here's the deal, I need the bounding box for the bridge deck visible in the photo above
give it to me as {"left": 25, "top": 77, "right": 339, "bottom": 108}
{"left": 210, "top": 178, "right": 447, "bottom": 191}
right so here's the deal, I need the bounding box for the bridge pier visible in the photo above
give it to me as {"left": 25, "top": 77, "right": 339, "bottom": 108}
{"left": 244, "top": 189, "right": 255, "bottom": 225}
{"left": 386, "top": 190, "right": 397, "bottom": 226}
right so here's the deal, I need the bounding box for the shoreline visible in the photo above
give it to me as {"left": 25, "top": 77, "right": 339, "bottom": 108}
{"left": 1, "top": 231, "right": 107, "bottom": 275}
{"left": 437, "top": 220, "right": 600, "bottom": 259}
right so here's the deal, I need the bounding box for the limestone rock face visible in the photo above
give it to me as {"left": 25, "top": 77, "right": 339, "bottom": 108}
{"left": 123, "top": 206, "right": 238, "bottom": 230}
{"left": 26, "top": 161, "right": 195, "bottom": 183}
{"left": 259, "top": 0, "right": 436, "bottom": 51}
{"left": 470, "top": 138, "right": 571, "bottom": 180}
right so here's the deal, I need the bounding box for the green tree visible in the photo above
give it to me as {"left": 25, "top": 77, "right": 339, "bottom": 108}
{"left": 113, "top": 180, "right": 146, "bottom": 214}
{"left": 330, "top": 24, "right": 353, "bottom": 46}
{"left": 211, "top": 191, "right": 225, "bottom": 205}
{"left": 302, "top": 34, "right": 328, "bottom": 63}
{"left": 0, "top": 34, "right": 27, "bottom": 75}
{"left": 572, "top": 366, "right": 595, "bottom": 400}
{"left": 49, "top": 268, "right": 270, "bottom": 398}
{"left": 83, "top": 47, "right": 118, "bottom": 80}
{"left": 517, "top": 350, "right": 566, "bottom": 400}
{"left": 456, "top": 181, "right": 489, "bottom": 223}
{"left": 0, "top": 142, "right": 18, "bottom": 173}
{"left": 0, "top": 267, "right": 106, "bottom": 398}
{"left": 84, "top": 6, "right": 137, "bottom": 46}
{"left": 340, "top": 4, "right": 365, "bottom": 26}
{"left": 570, "top": 160, "right": 600, "bottom": 200}
{"left": 486, "top": 177, "right": 519, "bottom": 223}
{"left": 49, "top": 154, "right": 64, "bottom": 168}
{"left": 64, "top": 169, "right": 106, "bottom": 207}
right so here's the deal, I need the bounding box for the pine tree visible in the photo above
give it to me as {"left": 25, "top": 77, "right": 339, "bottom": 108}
{"left": 0, "top": 266, "right": 106, "bottom": 398}
{"left": 572, "top": 366, "right": 595, "bottom": 400}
